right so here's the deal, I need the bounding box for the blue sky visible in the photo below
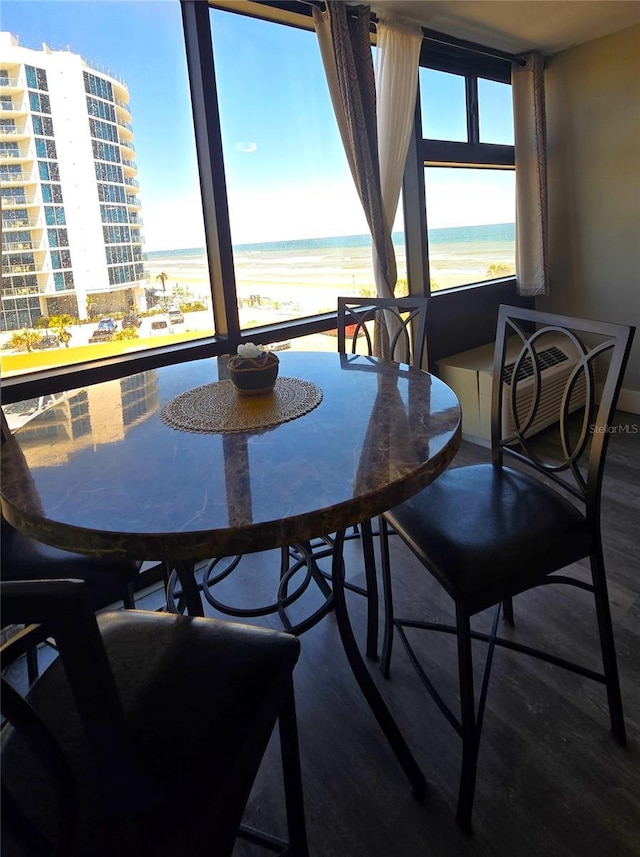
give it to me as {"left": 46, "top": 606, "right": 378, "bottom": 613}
{"left": 2, "top": 1, "right": 515, "bottom": 250}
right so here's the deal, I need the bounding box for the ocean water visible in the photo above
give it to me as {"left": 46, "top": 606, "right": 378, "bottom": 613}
{"left": 146, "top": 222, "right": 516, "bottom": 296}
{"left": 147, "top": 222, "right": 515, "bottom": 261}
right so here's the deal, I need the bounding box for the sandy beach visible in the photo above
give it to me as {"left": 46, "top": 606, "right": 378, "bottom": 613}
{"left": 146, "top": 226, "right": 515, "bottom": 326}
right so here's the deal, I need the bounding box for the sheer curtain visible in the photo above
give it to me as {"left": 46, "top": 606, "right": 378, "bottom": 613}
{"left": 313, "top": 3, "right": 394, "bottom": 302}
{"left": 374, "top": 15, "right": 422, "bottom": 298}
{"left": 313, "top": 3, "right": 421, "bottom": 355}
{"left": 512, "top": 51, "right": 549, "bottom": 296}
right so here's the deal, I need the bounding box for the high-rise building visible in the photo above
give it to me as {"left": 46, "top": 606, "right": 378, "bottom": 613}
{"left": 0, "top": 33, "right": 147, "bottom": 331}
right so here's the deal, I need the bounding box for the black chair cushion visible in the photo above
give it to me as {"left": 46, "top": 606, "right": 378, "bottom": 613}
{"left": 1, "top": 518, "right": 139, "bottom": 611}
{"left": 385, "top": 464, "right": 593, "bottom": 612}
{"left": 1, "top": 610, "right": 300, "bottom": 857}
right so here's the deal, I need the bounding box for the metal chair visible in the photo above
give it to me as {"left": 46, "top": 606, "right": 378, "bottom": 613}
{"left": 1, "top": 408, "right": 142, "bottom": 681}
{"left": 333, "top": 296, "right": 429, "bottom": 659}
{"left": 379, "top": 305, "right": 635, "bottom": 831}
{"left": 1, "top": 578, "right": 308, "bottom": 857}
{"left": 337, "top": 296, "right": 428, "bottom": 366}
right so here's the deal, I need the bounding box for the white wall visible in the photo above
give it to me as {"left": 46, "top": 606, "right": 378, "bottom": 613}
{"left": 541, "top": 24, "right": 640, "bottom": 409}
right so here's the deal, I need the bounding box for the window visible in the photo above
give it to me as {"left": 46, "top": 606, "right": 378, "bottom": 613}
{"left": 35, "top": 138, "right": 57, "bottom": 159}
{"left": 425, "top": 169, "right": 515, "bottom": 290}
{"left": 26, "top": 65, "right": 48, "bottom": 91}
{"left": 417, "top": 62, "right": 515, "bottom": 292}
{"left": 89, "top": 118, "right": 119, "bottom": 143}
{"left": 87, "top": 97, "right": 116, "bottom": 123}
{"left": 0, "top": 142, "right": 20, "bottom": 157}
{"left": 42, "top": 184, "right": 64, "bottom": 204}
{"left": 51, "top": 249, "right": 72, "bottom": 269}
{"left": 83, "top": 71, "right": 113, "bottom": 101}
{"left": 44, "top": 207, "right": 66, "bottom": 226}
{"left": 3, "top": 208, "right": 29, "bottom": 228}
{"left": 95, "top": 161, "right": 123, "bottom": 183}
{"left": 91, "top": 140, "right": 120, "bottom": 163}
{"left": 54, "top": 271, "right": 75, "bottom": 290}
{"left": 0, "top": 164, "right": 22, "bottom": 180}
{"left": 98, "top": 183, "right": 126, "bottom": 203}
{"left": 1, "top": 0, "right": 516, "bottom": 391}
{"left": 420, "top": 69, "right": 467, "bottom": 141}
{"left": 47, "top": 228, "right": 69, "bottom": 247}
{"left": 32, "top": 115, "right": 54, "bottom": 136}
{"left": 29, "top": 92, "right": 51, "bottom": 114}
{"left": 1, "top": 187, "right": 27, "bottom": 204}
{"left": 100, "top": 204, "right": 128, "bottom": 223}
{"left": 4, "top": 230, "right": 31, "bottom": 248}
{"left": 478, "top": 79, "right": 514, "bottom": 145}
{"left": 209, "top": 7, "right": 379, "bottom": 330}
{"left": 38, "top": 162, "right": 60, "bottom": 182}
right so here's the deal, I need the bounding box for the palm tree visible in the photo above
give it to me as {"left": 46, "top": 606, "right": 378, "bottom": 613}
{"left": 48, "top": 314, "right": 74, "bottom": 348}
{"left": 9, "top": 329, "right": 41, "bottom": 353}
{"left": 156, "top": 272, "right": 169, "bottom": 310}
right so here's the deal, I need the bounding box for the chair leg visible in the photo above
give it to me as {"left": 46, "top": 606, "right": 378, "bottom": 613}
{"left": 502, "top": 597, "right": 514, "bottom": 626}
{"left": 379, "top": 515, "right": 394, "bottom": 679}
{"left": 360, "top": 518, "right": 379, "bottom": 660}
{"left": 590, "top": 550, "right": 626, "bottom": 745}
{"left": 123, "top": 580, "right": 136, "bottom": 610}
{"left": 26, "top": 645, "right": 39, "bottom": 684}
{"left": 278, "top": 679, "right": 309, "bottom": 857}
{"left": 455, "top": 604, "right": 478, "bottom": 835}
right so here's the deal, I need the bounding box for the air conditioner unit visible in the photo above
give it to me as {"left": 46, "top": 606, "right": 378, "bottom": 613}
{"left": 437, "top": 335, "right": 587, "bottom": 443}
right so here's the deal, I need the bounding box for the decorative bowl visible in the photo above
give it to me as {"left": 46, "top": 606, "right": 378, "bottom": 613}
{"left": 228, "top": 351, "right": 279, "bottom": 396}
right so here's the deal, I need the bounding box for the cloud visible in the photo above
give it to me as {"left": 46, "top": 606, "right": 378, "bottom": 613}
{"left": 234, "top": 141, "right": 257, "bottom": 153}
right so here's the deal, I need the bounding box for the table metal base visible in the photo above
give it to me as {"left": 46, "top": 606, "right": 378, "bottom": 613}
{"left": 164, "top": 529, "right": 426, "bottom": 799}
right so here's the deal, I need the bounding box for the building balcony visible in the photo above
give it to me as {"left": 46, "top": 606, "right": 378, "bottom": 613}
{"left": 0, "top": 175, "right": 25, "bottom": 186}
{"left": 119, "top": 141, "right": 136, "bottom": 160}
{"left": 127, "top": 196, "right": 142, "bottom": 210}
{"left": 114, "top": 97, "right": 132, "bottom": 119}
{"left": 0, "top": 145, "right": 33, "bottom": 161}
{"left": 0, "top": 126, "right": 29, "bottom": 140}
{"left": 2, "top": 263, "right": 37, "bottom": 275}
{"left": 1, "top": 169, "right": 36, "bottom": 185}
{"left": 2, "top": 216, "right": 42, "bottom": 229}
{"left": 0, "top": 76, "right": 22, "bottom": 91}
{"left": 0, "top": 100, "right": 27, "bottom": 115}
{"left": 2, "top": 195, "right": 39, "bottom": 209}
{"left": 2, "top": 241, "right": 35, "bottom": 252}
{"left": 0, "top": 149, "right": 33, "bottom": 164}
{"left": 1, "top": 285, "right": 43, "bottom": 299}
{"left": 121, "top": 158, "right": 137, "bottom": 171}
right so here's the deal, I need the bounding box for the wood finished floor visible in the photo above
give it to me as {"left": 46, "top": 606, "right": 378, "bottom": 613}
{"left": 10, "top": 414, "right": 640, "bottom": 856}
{"left": 154, "top": 412, "right": 640, "bottom": 857}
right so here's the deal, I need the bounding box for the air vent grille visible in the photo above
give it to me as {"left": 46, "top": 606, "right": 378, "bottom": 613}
{"left": 503, "top": 345, "right": 568, "bottom": 385}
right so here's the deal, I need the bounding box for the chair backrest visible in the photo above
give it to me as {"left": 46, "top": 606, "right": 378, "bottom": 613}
{"left": 491, "top": 305, "right": 635, "bottom": 521}
{"left": 1, "top": 579, "right": 131, "bottom": 855}
{"left": 337, "top": 296, "right": 428, "bottom": 367}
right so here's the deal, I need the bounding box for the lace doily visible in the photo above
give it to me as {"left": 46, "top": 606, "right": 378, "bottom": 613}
{"left": 160, "top": 376, "right": 323, "bottom": 434}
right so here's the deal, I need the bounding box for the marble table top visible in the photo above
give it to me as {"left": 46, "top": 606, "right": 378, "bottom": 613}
{"left": 1, "top": 352, "right": 461, "bottom": 562}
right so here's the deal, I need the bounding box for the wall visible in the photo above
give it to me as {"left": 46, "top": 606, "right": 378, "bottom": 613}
{"left": 541, "top": 25, "right": 640, "bottom": 410}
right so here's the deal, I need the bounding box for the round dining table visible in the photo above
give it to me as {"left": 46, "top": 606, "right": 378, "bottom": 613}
{"left": 1, "top": 350, "right": 461, "bottom": 798}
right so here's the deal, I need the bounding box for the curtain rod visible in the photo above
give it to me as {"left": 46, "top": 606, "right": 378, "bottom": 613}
{"left": 290, "top": 0, "right": 526, "bottom": 66}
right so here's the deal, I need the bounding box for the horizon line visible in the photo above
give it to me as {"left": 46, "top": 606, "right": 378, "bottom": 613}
{"left": 146, "top": 221, "right": 516, "bottom": 256}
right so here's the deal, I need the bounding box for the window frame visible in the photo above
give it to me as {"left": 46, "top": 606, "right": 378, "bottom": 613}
{"left": 402, "top": 42, "right": 515, "bottom": 302}
{"left": 2, "top": 0, "right": 518, "bottom": 404}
